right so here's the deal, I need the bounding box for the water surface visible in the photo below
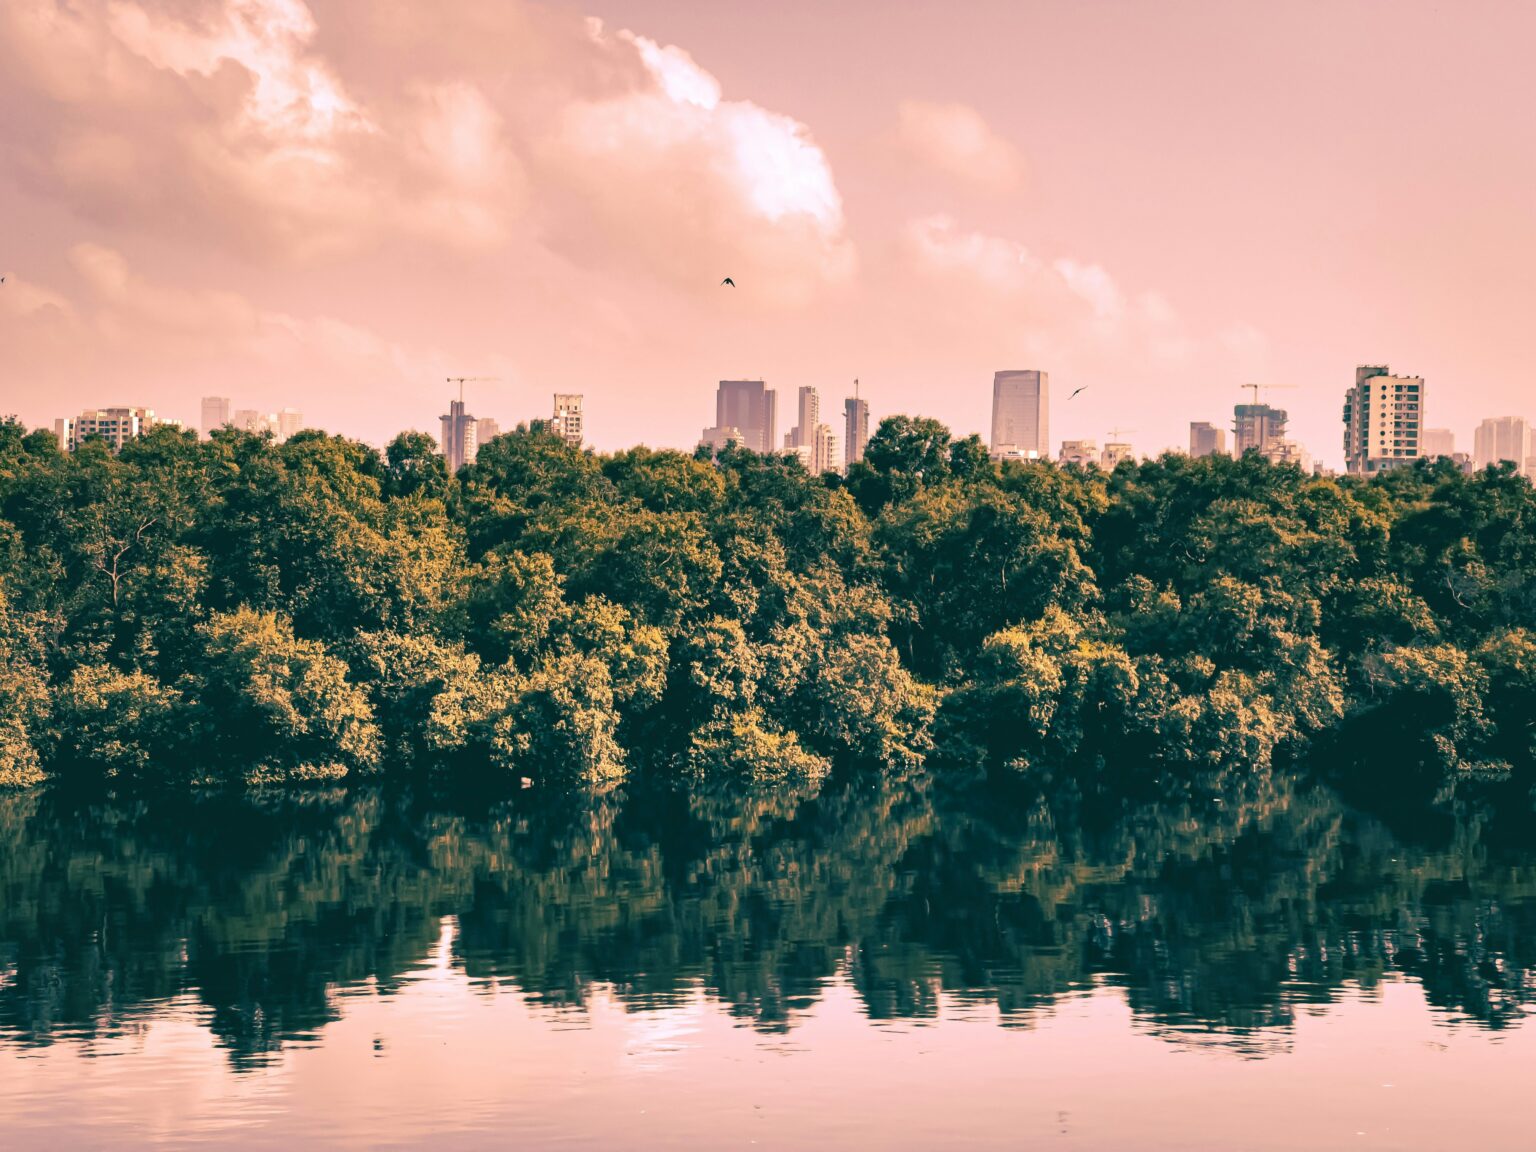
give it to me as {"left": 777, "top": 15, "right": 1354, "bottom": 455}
{"left": 1, "top": 777, "right": 1532, "bottom": 1149}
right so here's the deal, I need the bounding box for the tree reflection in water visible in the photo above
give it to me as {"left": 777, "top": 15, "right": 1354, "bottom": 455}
{"left": 0, "top": 770, "right": 1533, "bottom": 1068}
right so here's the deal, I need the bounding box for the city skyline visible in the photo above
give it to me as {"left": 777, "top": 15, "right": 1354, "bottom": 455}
{"left": 38, "top": 362, "right": 1536, "bottom": 477}
{"left": 7, "top": 2, "right": 1536, "bottom": 466}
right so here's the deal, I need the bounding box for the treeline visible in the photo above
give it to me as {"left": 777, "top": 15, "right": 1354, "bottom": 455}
{"left": 0, "top": 414, "right": 1533, "bottom": 800}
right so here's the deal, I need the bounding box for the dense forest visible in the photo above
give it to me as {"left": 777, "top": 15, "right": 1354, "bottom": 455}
{"left": 1, "top": 414, "right": 1534, "bottom": 806}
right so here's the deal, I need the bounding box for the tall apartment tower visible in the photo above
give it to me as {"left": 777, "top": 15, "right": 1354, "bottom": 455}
{"left": 439, "top": 398, "right": 478, "bottom": 473}
{"left": 1342, "top": 365, "right": 1424, "bottom": 475}
{"left": 1421, "top": 428, "right": 1456, "bottom": 458}
{"left": 844, "top": 387, "right": 870, "bottom": 472}
{"left": 1473, "top": 417, "right": 1529, "bottom": 469}
{"left": 1233, "top": 405, "right": 1287, "bottom": 456}
{"left": 1189, "top": 422, "right": 1227, "bottom": 458}
{"left": 989, "top": 370, "right": 1049, "bottom": 459}
{"left": 476, "top": 418, "right": 501, "bottom": 448}
{"left": 785, "top": 386, "right": 820, "bottom": 450}
{"left": 201, "top": 397, "right": 231, "bottom": 437}
{"left": 552, "top": 394, "right": 584, "bottom": 448}
{"left": 715, "top": 380, "right": 776, "bottom": 454}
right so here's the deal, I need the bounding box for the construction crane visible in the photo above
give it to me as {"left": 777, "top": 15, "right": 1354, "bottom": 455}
{"left": 1106, "top": 427, "right": 1138, "bottom": 442}
{"left": 1239, "top": 383, "right": 1296, "bottom": 405}
{"left": 446, "top": 376, "right": 501, "bottom": 404}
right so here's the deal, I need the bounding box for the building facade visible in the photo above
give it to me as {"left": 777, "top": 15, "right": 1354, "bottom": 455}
{"left": 1342, "top": 365, "right": 1423, "bottom": 475}
{"left": 1101, "top": 441, "right": 1135, "bottom": 469}
{"left": 1421, "top": 428, "right": 1456, "bottom": 458}
{"left": 989, "top": 370, "right": 1049, "bottom": 459}
{"left": 440, "top": 398, "right": 478, "bottom": 472}
{"left": 201, "top": 397, "right": 230, "bottom": 437}
{"left": 549, "top": 394, "right": 584, "bottom": 448}
{"left": 1472, "top": 417, "right": 1529, "bottom": 470}
{"left": 698, "top": 425, "right": 744, "bottom": 453}
{"left": 844, "top": 395, "right": 870, "bottom": 472}
{"left": 785, "top": 386, "right": 820, "bottom": 450}
{"left": 715, "top": 380, "right": 776, "bottom": 454}
{"left": 1058, "top": 439, "right": 1100, "bottom": 466}
{"left": 476, "top": 418, "right": 501, "bottom": 447}
{"left": 1189, "top": 421, "right": 1227, "bottom": 458}
{"left": 55, "top": 407, "right": 171, "bottom": 452}
{"left": 1233, "top": 404, "right": 1287, "bottom": 456}
{"left": 1261, "top": 438, "right": 1313, "bottom": 473}
{"left": 276, "top": 408, "right": 304, "bottom": 441}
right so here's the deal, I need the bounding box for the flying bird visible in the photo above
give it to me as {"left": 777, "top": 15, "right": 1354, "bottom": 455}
{"left": 1071, "top": 385, "right": 1088, "bottom": 398}
{"left": 721, "top": 277, "right": 735, "bottom": 287}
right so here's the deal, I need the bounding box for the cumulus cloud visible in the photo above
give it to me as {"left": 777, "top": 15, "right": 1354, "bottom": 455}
{"left": 896, "top": 100, "right": 1025, "bottom": 193}
{"left": 540, "top": 26, "right": 853, "bottom": 302}
{"left": 0, "top": 0, "right": 852, "bottom": 295}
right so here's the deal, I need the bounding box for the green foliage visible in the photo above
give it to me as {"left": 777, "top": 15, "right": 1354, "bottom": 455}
{"left": 0, "top": 589, "right": 50, "bottom": 787}
{"left": 190, "top": 607, "right": 381, "bottom": 784}
{"left": 1, "top": 412, "right": 1534, "bottom": 804}
{"left": 51, "top": 665, "right": 186, "bottom": 784}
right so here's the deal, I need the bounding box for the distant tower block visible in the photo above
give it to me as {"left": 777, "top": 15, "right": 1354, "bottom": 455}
{"left": 1189, "top": 422, "right": 1226, "bottom": 458}
{"left": 990, "top": 370, "right": 1049, "bottom": 459}
{"left": 715, "top": 380, "right": 776, "bottom": 454}
{"left": 552, "top": 394, "right": 584, "bottom": 448}
{"left": 1343, "top": 365, "right": 1423, "bottom": 475}
{"left": 201, "top": 396, "right": 231, "bottom": 438}
{"left": 844, "top": 381, "right": 870, "bottom": 473}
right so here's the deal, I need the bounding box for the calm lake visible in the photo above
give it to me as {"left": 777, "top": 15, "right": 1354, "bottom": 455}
{"left": 1, "top": 774, "right": 1533, "bottom": 1150}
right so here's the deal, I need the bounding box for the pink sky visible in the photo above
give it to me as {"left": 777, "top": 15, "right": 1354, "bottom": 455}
{"left": 3, "top": 0, "right": 1534, "bottom": 465}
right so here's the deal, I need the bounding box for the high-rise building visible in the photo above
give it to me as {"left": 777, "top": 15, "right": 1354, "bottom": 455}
{"left": 1233, "top": 404, "right": 1287, "bottom": 456}
{"left": 844, "top": 391, "right": 870, "bottom": 472}
{"left": 55, "top": 407, "right": 169, "bottom": 453}
{"left": 201, "top": 397, "right": 230, "bottom": 437}
{"left": 1472, "top": 417, "right": 1529, "bottom": 470}
{"left": 440, "top": 399, "right": 478, "bottom": 473}
{"left": 551, "top": 394, "right": 584, "bottom": 448}
{"left": 784, "top": 386, "right": 821, "bottom": 451}
{"left": 812, "top": 422, "right": 840, "bottom": 474}
{"left": 1342, "top": 365, "right": 1423, "bottom": 475}
{"left": 276, "top": 408, "right": 304, "bottom": 442}
{"left": 715, "top": 380, "right": 776, "bottom": 454}
{"left": 1421, "top": 428, "right": 1456, "bottom": 458}
{"left": 1189, "top": 421, "right": 1227, "bottom": 458}
{"left": 989, "top": 370, "right": 1049, "bottom": 459}
{"left": 1058, "top": 440, "right": 1099, "bottom": 466}
{"left": 476, "top": 418, "right": 501, "bottom": 448}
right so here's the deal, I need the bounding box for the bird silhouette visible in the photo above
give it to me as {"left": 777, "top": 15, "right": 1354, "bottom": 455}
{"left": 1071, "top": 385, "right": 1088, "bottom": 398}
{"left": 721, "top": 277, "right": 735, "bottom": 287}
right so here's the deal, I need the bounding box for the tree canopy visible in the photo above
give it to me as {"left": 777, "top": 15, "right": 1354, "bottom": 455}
{"left": 2, "top": 415, "right": 1534, "bottom": 808}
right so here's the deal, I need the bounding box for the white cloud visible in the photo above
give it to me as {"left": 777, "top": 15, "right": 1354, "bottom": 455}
{"left": 896, "top": 100, "right": 1025, "bottom": 193}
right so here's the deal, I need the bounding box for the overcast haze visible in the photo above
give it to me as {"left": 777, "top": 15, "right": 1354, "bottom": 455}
{"left": 3, "top": 0, "right": 1535, "bottom": 464}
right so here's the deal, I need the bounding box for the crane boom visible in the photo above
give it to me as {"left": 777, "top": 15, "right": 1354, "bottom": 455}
{"left": 446, "top": 375, "right": 501, "bottom": 403}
